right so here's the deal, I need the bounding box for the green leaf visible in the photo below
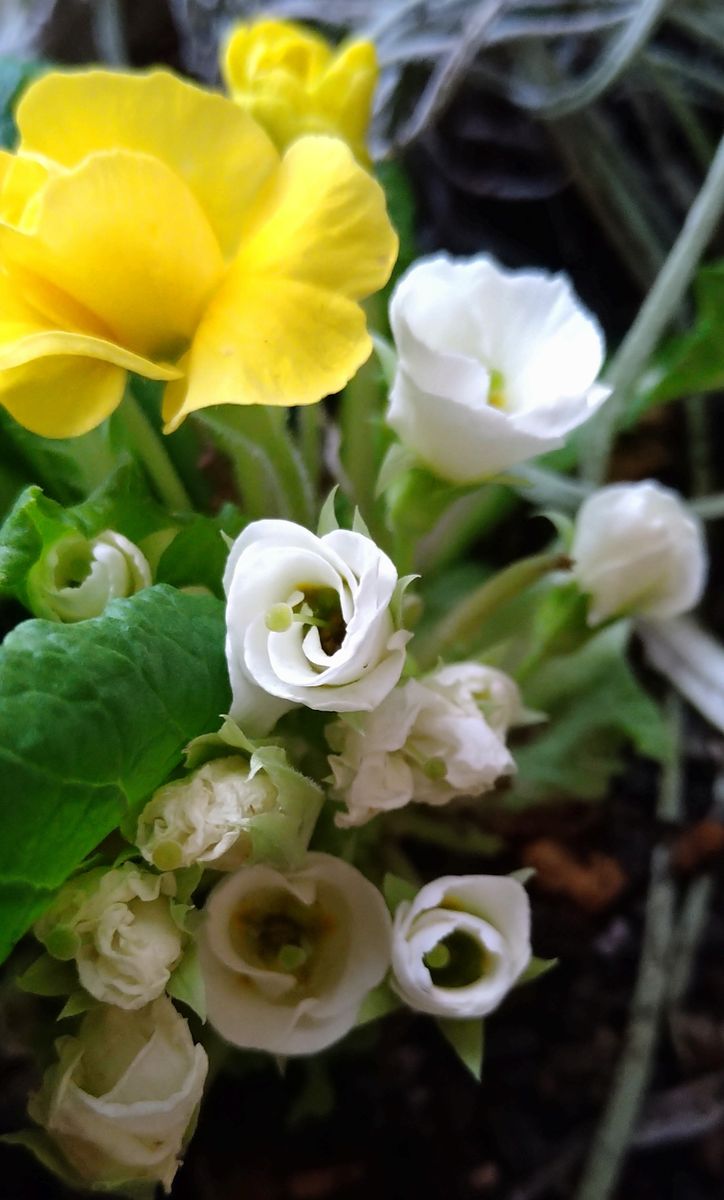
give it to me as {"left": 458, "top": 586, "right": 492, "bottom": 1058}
{"left": 0, "top": 408, "right": 116, "bottom": 508}
{"left": 0, "top": 586, "right": 230, "bottom": 963}
{"left": 156, "top": 505, "right": 243, "bottom": 598}
{"left": 0, "top": 485, "right": 76, "bottom": 609}
{"left": 437, "top": 1018, "right": 485, "bottom": 1081}
{"left": 382, "top": 872, "right": 418, "bottom": 914}
{"left": 629, "top": 261, "right": 724, "bottom": 419}
{"left": 167, "top": 939, "right": 206, "bottom": 1021}
{"left": 511, "top": 620, "right": 670, "bottom": 807}
{"left": 72, "top": 458, "right": 170, "bottom": 544}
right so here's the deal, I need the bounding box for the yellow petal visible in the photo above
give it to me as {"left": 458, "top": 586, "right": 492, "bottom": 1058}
{"left": 14, "top": 68, "right": 279, "bottom": 257}
{"left": 0, "top": 354, "right": 126, "bottom": 438}
{"left": 162, "top": 277, "right": 371, "bottom": 430}
{"left": 0, "top": 149, "right": 224, "bottom": 361}
{"left": 0, "top": 151, "right": 50, "bottom": 226}
{"left": 315, "top": 41, "right": 378, "bottom": 157}
{"left": 223, "top": 20, "right": 331, "bottom": 92}
{"left": 0, "top": 329, "right": 181, "bottom": 379}
{"left": 235, "top": 135, "right": 397, "bottom": 300}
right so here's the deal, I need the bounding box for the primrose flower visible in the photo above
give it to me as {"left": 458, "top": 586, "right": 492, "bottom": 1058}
{"left": 27, "top": 528, "right": 151, "bottom": 621}
{"left": 136, "top": 748, "right": 322, "bottom": 872}
{"left": 222, "top": 17, "right": 378, "bottom": 163}
{"left": 199, "top": 852, "right": 392, "bottom": 1055}
{"left": 572, "top": 480, "right": 707, "bottom": 625}
{"left": 391, "top": 874, "right": 531, "bottom": 1018}
{"left": 224, "top": 519, "right": 411, "bottom": 736}
{"left": 387, "top": 254, "right": 609, "bottom": 483}
{"left": 328, "top": 663, "right": 521, "bottom": 828}
{"left": 29, "top": 999, "right": 207, "bottom": 1193}
{"left": 35, "top": 864, "right": 184, "bottom": 1010}
{"left": 0, "top": 68, "right": 397, "bottom": 438}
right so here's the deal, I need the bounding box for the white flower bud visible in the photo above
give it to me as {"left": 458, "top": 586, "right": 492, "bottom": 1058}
{"left": 391, "top": 874, "right": 531, "bottom": 1018}
{"left": 572, "top": 481, "right": 707, "bottom": 625}
{"left": 136, "top": 755, "right": 278, "bottom": 872}
{"left": 328, "top": 663, "right": 521, "bottom": 828}
{"left": 28, "top": 998, "right": 207, "bottom": 1192}
{"left": 28, "top": 528, "right": 151, "bottom": 622}
{"left": 199, "top": 852, "right": 392, "bottom": 1055}
{"left": 224, "top": 519, "right": 411, "bottom": 735}
{"left": 35, "top": 864, "right": 184, "bottom": 1010}
{"left": 387, "top": 254, "right": 609, "bottom": 483}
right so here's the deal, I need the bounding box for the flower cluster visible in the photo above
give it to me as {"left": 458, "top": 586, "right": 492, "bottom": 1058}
{"left": 1, "top": 9, "right": 712, "bottom": 1199}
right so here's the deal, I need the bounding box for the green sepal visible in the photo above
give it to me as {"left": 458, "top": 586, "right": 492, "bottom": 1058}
{"left": 16, "top": 954, "right": 77, "bottom": 998}
{"left": 437, "top": 1017, "right": 485, "bottom": 1081}
{"left": 382, "top": 872, "right": 418, "bottom": 914}
{"left": 57, "top": 991, "right": 98, "bottom": 1021}
{"left": 356, "top": 981, "right": 401, "bottom": 1027}
{"left": 317, "top": 487, "right": 340, "bottom": 536}
{"left": 517, "top": 956, "right": 558, "bottom": 986}
{"left": 2, "top": 1129, "right": 158, "bottom": 1199}
{"left": 167, "top": 939, "right": 206, "bottom": 1022}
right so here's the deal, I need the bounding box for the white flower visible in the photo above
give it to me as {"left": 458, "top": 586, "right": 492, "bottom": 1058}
{"left": 391, "top": 874, "right": 531, "bottom": 1018}
{"left": 199, "top": 852, "right": 392, "bottom": 1055}
{"left": 387, "top": 254, "right": 609, "bottom": 483}
{"left": 29, "top": 528, "right": 151, "bottom": 622}
{"left": 136, "top": 755, "right": 278, "bottom": 872}
{"left": 35, "top": 864, "right": 184, "bottom": 1010}
{"left": 572, "top": 480, "right": 707, "bottom": 625}
{"left": 28, "top": 998, "right": 207, "bottom": 1193}
{"left": 224, "top": 519, "right": 410, "bottom": 735}
{"left": 328, "top": 663, "right": 520, "bottom": 828}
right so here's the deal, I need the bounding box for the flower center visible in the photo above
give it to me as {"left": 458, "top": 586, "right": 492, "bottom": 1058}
{"left": 423, "top": 930, "right": 487, "bottom": 988}
{"left": 487, "top": 367, "right": 507, "bottom": 410}
{"left": 229, "top": 889, "right": 333, "bottom": 981}
{"left": 300, "top": 586, "right": 346, "bottom": 654}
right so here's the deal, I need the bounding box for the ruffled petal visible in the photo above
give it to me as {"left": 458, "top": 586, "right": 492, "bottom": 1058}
{"left": 233, "top": 135, "right": 397, "bottom": 300}
{"left": 0, "top": 355, "right": 126, "bottom": 437}
{"left": 15, "top": 68, "right": 278, "bottom": 257}
{"left": 162, "top": 277, "right": 370, "bottom": 429}
{"left": 0, "top": 150, "right": 224, "bottom": 361}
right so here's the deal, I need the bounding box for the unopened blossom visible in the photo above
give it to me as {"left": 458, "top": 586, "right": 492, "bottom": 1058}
{"left": 387, "top": 254, "right": 609, "bottom": 483}
{"left": 391, "top": 874, "right": 531, "bottom": 1018}
{"left": 29, "top": 999, "right": 207, "bottom": 1192}
{"left": 28, "top": 528, "right": 150, "bottom": 621}
{"left": 137, "top": 756, "right": 277, "bottom": 871}
{"left": 572, "top": 480, "right": 707, "bottom": 624}
{"left": 223, "top": 17, "right": 378, "bottom": 163}
{"left": 0, "top": 68, "right": 396, "bottom": 437}
{"left": 224, "top": 519, "right": 411, "bottom": 736}
{"left": 136, "top": 747, "right": 322, "bottom": 872}
{"left": 328, "top": 663, "right": 521, "bottom": 828}
{"left": 200, "top": 852, "right": 392, "bottom": 1054}
{"left": 35, "top": 864, "right": 184, "bottom": 1010}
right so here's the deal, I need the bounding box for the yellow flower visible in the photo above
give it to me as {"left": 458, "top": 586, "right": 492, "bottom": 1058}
{"left": 0, "top": 68, "right": 397, "bottom": 438}
{"left": 222, "top": 18, "right": 378, "bottom": 164}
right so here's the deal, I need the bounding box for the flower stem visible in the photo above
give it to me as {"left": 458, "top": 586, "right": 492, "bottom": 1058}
{"left": 415, "top": 550, "right": 570, "bottom": 669}
{"left": 121, "top": 392, "right": 192, "bottom": 512}
{"left": 574, "top": 696, "right": 681, "bottom": 1200}
{"left": 583, "top": 130, "right": 724, "bottom": 484}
